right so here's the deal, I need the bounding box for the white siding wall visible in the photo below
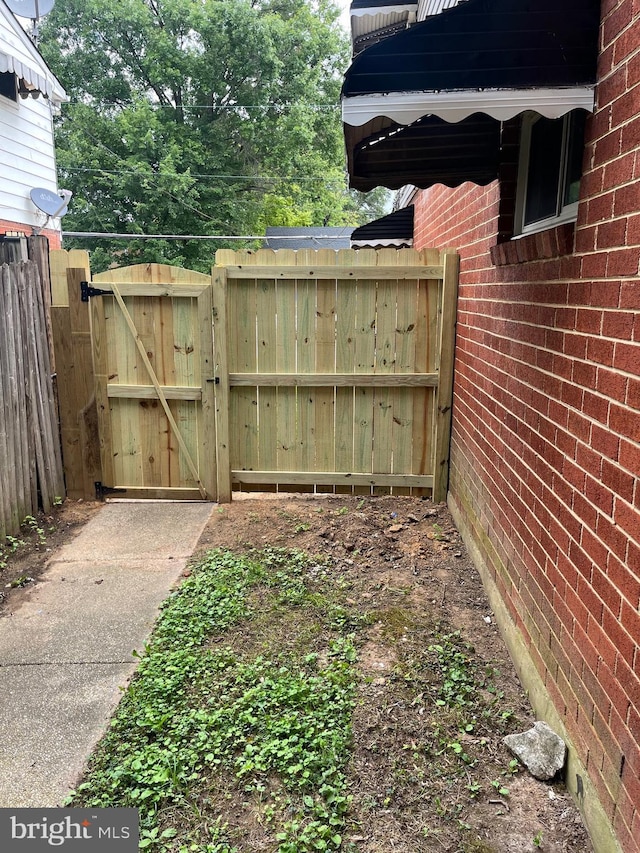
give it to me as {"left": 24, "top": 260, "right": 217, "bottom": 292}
{"left": 0, "top": 94, "right": 60, "bottom": 230}
{"left": 0, "top": 8, "right": 62, "bottom": 232}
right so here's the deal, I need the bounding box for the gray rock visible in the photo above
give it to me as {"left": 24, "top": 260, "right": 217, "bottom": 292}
{"left": 503, "top": 721, "right": 567, "bottom": 781}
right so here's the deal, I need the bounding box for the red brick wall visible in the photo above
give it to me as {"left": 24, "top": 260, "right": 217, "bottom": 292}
{"left": 413, "top": 2, "right": 640, "bottom": 850}
{"left": 0, "top": 220, "right": 62, "bottom": 250}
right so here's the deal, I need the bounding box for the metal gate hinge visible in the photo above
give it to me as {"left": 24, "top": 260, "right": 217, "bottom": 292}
{"left": 81, "top": 281, "right": 112, "bottom": 302}
{"left": 95, "top": 481, "right": 127, "bottom": 501}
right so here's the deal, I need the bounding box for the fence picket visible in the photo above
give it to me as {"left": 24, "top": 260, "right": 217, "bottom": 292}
{"left": 255, "top": 254, "right": 278, "bottom": 482}
{"left": 1, "top": 259, "right": 65, "bottom": 540}
{"left": 0, "top": 270, "right": 15, "bottom": 537}
{"left": 296, "top": 271, "right": 316, "bottom": 479}
{"left": 21, "top": 267, "right": 51, "bottom": 510}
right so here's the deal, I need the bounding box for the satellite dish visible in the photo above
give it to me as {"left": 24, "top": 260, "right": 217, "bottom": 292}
{"left": 5, "top": 0, "right": 55, "bottom": 18}
{"left": 30, "top": 187, "right": 69, "bottom": 218}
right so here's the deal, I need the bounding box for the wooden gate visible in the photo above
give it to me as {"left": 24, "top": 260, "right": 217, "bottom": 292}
{"left": 88, "top": 264, "right": 217, "bottom": 500}
{"left": 51, "top": 248, "right": 458, "bottom": 503}
{"left": 212, "top": 248, "right": 458, "bottom": 502}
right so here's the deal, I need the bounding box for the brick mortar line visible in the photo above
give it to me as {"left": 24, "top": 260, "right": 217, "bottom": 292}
{"left": 446, "top": 482, "right": 630, "bottom": 636}
{"left": 455, "top": 331, "right": 640, "bottom": 385}
{"left": 456, "top": 296, "right": 638, "bottom": 316}
{"left": 451, "top": 390, "right": 639, "bottom": 534}
{"left": 578, "top": 182, "right": 640, "bottom": 200}
{"left": 453, "top": 385, "right": 637, "bottom": 493}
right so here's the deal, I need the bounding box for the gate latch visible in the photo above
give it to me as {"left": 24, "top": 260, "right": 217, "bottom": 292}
{"left": 81, "top": 281, "right": 112, "bottom": 302}
{"left": 95, "top": 481, "right": 127, "bottom": 501}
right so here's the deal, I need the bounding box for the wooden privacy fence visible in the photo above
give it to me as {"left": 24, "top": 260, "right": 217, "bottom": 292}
{"left": 213, "top": 248, "right": 458, "bottom": 501}
{"left": 50, "top": 248, "right": 458, "bottom": 503}
{"left": 0, "top": 261, "right": 65, "bottom": 539}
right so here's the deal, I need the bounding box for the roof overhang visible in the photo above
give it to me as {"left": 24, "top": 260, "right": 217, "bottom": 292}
{"left": 351, "top": 204, "right": 414, "bottom": 247}
{"left": 342, "top": 0, "right": 601, "bottom": 191}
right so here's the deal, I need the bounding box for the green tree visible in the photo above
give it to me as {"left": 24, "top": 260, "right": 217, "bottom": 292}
{"left": 39, "top": 0, "right": 388, "bottom": 271}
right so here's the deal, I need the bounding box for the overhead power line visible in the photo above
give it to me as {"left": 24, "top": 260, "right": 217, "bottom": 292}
{"left": 63, "top": 231, "right": 354, "bottom": 241}
{"left": 64, "top": 166, "right": 347, "bottom": 184}
{"left": 63, "top": 101, "right": 341, "bottom": 111}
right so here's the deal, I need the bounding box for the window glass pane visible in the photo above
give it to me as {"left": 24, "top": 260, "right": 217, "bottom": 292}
{"left": 524, "top": 116, "right": 563, "bottom": 225}
{"left": 563, "top": 111, "right": 587, "bottom": 207}
{"left": 0, "top": 72, "right": 17, "bottom": 101}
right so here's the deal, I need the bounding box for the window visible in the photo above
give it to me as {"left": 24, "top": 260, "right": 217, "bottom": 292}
{"left": 515, "top": 111, "right": 587, "bottom": 235}
{"left": 0, "top": 71, "right": 17, "bottom": 102}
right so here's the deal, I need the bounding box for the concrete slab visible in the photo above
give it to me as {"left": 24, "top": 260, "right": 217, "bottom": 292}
{"left": 0, "top": 662, "right": 135, "bottom": 807}
{"left": 55, "top": 502, "right": 213, "bottom": 562}
{"left": 0, "top": 500, "right": 214, "bottom": 808}
{"left": 0, "top": 559, "right": 186, "bottom": 664}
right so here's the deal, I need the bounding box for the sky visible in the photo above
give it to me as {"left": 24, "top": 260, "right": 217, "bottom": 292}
{"left": 336, "top": 0, "right": 351, "bottom": 32}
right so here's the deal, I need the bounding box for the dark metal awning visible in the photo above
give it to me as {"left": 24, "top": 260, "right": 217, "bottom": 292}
{"left": 350, "top": 2, "right": 418, "bottom": 55}
{"left": 0, "top": 50, "right": 67, "bottom": 104}
{"left": 351, "top": 204, "right": 415, "bottom": 247}
{"left": 347, "top": 114, "right": 501, "bottom": 192}
{"left": 342, "top": 0, "right": 600, "bottom": 190}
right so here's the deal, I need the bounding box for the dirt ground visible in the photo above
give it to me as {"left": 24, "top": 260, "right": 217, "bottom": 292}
{"left": 1, "top": 494, "right": 594, "bottom": 852}
{"left": 195, "top": 493, "right": 593, "bottom": 853}
{"left": 0, "top": 499, "right": 102, "bottom": 613}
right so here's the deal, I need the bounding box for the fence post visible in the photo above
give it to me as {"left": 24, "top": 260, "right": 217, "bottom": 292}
{"left": 50, "top": 249, "right": 91, "bottom": 307}
{"left": 51, "top": 266, "right": 101, "bottom": 499}
{"left": 212, "top": 265, "right": 231, "bottom": 502}
{"left": 432, "top": 250, "right": 459, "bottom": 503}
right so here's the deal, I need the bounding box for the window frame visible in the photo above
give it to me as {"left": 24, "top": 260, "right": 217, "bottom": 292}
{"left": 514, "top": 111, "right": 584, "bottom": 237}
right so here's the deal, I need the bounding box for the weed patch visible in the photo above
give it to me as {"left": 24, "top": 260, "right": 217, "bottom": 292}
{"left": 0, "top": 514, "right": 48, "bottom": 570}
{"left": 67, "top": 548, "right": 360, "bottom": 852}
{"left": 64, "top": 495, "right": 593, "bottom": 853}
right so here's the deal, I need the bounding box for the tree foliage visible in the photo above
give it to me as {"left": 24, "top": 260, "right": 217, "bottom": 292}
{"left": 39, "top": 0, "right": 389, "bottom": 271}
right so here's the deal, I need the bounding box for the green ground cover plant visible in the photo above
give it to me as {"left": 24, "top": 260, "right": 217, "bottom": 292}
{"left": 63, "top": 497, "right": 593, "bottom": 853}
{"left": 67, "top": 548, "right": 359, "bottom": 852}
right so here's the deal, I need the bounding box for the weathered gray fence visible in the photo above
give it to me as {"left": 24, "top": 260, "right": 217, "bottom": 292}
{"left": 0, "top": 236, "right": 28, "bottom": 265}
{"left": 0, "top": 261, "right": 65, "bottom": 540}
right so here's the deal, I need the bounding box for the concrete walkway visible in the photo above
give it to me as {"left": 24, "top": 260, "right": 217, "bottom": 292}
{"left": 0, "top": 501, "right": 213, "bottom": 808}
